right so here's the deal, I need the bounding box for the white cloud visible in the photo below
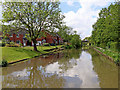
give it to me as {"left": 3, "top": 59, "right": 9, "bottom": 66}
{"left": 67, "top": 0, "right": 74, "bottom": 6}
{"left": 63, "top": 0, "right": 115, "bottom": 39}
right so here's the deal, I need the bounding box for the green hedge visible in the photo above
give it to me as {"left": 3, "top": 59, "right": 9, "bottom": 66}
{"left": 110, "top": 42, "right": 118, "bottom": 51}
{"left": 43, "top": 43, "right": 50, "bottom": 46}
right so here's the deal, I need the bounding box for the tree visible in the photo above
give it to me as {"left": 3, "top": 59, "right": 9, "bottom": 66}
{"left": 91, "top": 1, "right": 119, "bottom": 50}
{"left": 70, "top": 32, "right": 81, "bottom": 49}
{"left": 2, "top": 2, "right": 64, "bottom": 51}
{"left": 57, "top": 25, "right": 73, "bottom": 43}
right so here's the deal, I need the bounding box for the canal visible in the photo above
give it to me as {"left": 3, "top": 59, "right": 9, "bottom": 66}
{"left": 1, "top": 48, "right": 118, "bottom": 88}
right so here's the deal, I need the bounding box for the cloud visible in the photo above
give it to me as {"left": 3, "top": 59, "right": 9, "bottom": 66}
{"left": 67, "top": 0, "right": 74, "bottom": 6}
{"left": 63, "top": 0, "right": 115, "bottom": 39}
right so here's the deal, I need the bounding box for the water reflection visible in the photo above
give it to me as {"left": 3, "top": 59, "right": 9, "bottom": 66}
{"left": 88, "top": 49, "right": 118, "bottom": 88}
{"left": 2, "top": 49, "right": 118, "bottom": 88}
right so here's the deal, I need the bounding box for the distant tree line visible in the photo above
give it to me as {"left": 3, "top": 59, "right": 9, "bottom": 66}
{"left": 91, "top": 1, "right": 120, "bottom": 51}
{"left": 57, "top": 25, "right": 81, "bottom": 49}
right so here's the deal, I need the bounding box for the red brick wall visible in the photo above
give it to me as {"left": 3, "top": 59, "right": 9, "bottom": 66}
{"left": 8, "top": 33, "right": 24, "bottom": 44}
{"left": 5, "top": 31, "right": 63, "bottom": 45}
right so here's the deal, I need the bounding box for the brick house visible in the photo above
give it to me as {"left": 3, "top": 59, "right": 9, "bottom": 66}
{"left": 1, "top": 30, "right": 63, "bottom": 46}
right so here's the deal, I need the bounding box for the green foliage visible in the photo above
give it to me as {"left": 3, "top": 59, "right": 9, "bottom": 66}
{"left": 19, "top": 43, "right": 22, "bottom": 47}
{"left": 2, "top": 59, "right": 8, "bottom": 67}
{"left": 10, "top": 42, "right": 14, "bottom": 45}
{"left": 2, "top": 2, "right": 64, "bottom": 51}
{"left": 71, "top": 34, "right": 81, "bottom": 49}
{"left": 43, "top": 43, "right": 50, "bottom": 46}
{"left": 57, "top": 25, "right": 82, "bottom": 49}
{"left": 2, "top": 45, "right": 63, "bottom": 63}
{"left": 1, "top": 39, "right": 6, "bottom": 47}
{"left": 94, "top": 46, "right": 119, "bottom": 64}
{"left": 57, "top": 25, "right": 73, "bottom": 43}
{"left": 110, "top": 42, "right": 118, "bottom": 50}
{"left": 65, "top": 45, "right": 72, "bottom": 49}
{"left": 91, "top": 2, "right": 119, "bottom": 51}
{"left": 0, "top": 42, "right": 5, "bottom": 47}
{"left": 6, "top": 42, "right": 20, "bottom": 47}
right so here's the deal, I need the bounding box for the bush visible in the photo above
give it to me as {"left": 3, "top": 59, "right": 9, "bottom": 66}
{"left": 2, "top": 60, "right": 8, "bottom": 67}
{"left": 0, "top": 39, "right": 6, "bottom": 47}
{"left": 50, "top": 43, "right": 55, "bottom": 46}
{"left": 115, "top": 59, "right": 120, "bottom": 66}
{"left": 71, "top": 35, "right": 81, "bottom": 49}
{"left": 65, "top": 45, "right": 72, "bottom": 49}
{"left": 19, "top": 43, "right": 22, "bottom": 47}
{"left": 10, "top": 42, "right": 14, "bottom": 45}
{"left": 61, "top": 45, "right": 64, "bottom": 48}
{"left": 0, "top": 42, "right": 5, "bottom": 47}
{"left": 6, "top": 42, "right": 20, "bottom": 47}
{"left": 100, "top": 43, "right": 106, "bottom": 49}
{"left": 43, "top": 43, "right": 50, "bottom": 46}
{"left": 56, "top": 47, "right": 58, "bottom": 49}
{"left": 110, "top": 42, "right": 118, "bottom": 51}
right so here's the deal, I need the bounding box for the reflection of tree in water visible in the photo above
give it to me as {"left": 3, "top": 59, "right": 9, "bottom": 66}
{"left": 58, "top": 49, "right": 82, "bottom": 73}
{"left": 2, "top": 61, "right": 65, "bottom": 88}
{"left": 2, "top": 49, "right": 82, "bottom": 88}
{"left": 87, "top": 49, "right": 118, "bottom": 88}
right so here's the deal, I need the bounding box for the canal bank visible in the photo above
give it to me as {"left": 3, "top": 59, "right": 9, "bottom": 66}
{"left": 91, "top": 46, "right": 119, "bottom": 66}
{"left": 1, "top": 48, "right": 118, "bottom": 88}
{"left": 1, "top": 45, "right": 64, "bottom": 67}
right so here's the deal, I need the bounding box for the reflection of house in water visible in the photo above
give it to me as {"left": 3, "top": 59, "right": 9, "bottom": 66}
{"left": 1, "top": 29, "right": 63, "bottom": 46}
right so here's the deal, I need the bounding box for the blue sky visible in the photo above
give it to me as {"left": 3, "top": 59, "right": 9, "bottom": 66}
{"left": 0, "top": 0, "right": 116, "bottom": 39}
{"left": 60, "top": 2, "right": 82, "bottom": 13}
{"left": 59, "top": 0, "right": 115, "bottom": 39}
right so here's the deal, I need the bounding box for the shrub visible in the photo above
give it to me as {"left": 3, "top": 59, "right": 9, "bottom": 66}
{"left": 61, "top": 45, "right": 64, "bottom": 48}
{"left": 50, "top": 43, "right": 55, "bottom": 46}
{"left": 19, "top": 43, "right": 22, "bottom": 47}
{"left": 0, "top": 42, "right": 5, "bottom": 47}
{"left": 71, "top": 36, "right": 81, "bottom": 49}
{"left": 0, "top": 39, "right": 6, "bottom": 47}
{"left": 65, "top": 45, "right": 72, "bottom": 49}
{"left": 110, "top": 42, "right": 118, "bottom": 51}
{"left": 2, "top": 60, "right": 8, "bottom": 67}
{"left": 10, "top": 42, "right": 14, "bottom": 45}
{"left": 43, "top": 43, "right": 50, "bottom": 46}
{"left": 6, "top": 42, "right": 20, "bottom": 47}
{"left": 5, "top": 44, "right": 10, "bottom": 47}
{"left": 115, "top": 59, "right": 120, "bottom": 66}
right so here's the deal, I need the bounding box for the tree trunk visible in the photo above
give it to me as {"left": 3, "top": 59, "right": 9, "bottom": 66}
{"left": 33, "top": 40, "right": 38, "bottom": 51}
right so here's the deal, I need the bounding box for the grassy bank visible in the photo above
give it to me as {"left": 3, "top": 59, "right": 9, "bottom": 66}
{"left": 93, "top": 46, "right": 119, "bottom": 64}
{"left": 1, "top": 45, "right": 64, "bottom": 64}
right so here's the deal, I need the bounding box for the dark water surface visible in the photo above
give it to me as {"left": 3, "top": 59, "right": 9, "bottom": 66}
{"left": 2, "top": 48, "right": 118, "bottom": 88}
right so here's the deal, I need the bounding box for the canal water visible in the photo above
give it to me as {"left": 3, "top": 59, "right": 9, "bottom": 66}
{"left": 1, "top": 48, "right": 118, "bottom": 88}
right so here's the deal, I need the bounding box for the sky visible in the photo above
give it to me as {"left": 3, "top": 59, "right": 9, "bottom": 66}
{"left": 0, "top": 0, "right": 116, "bottom": 39}
{"left": 60, "top": 0, "right": 116, "bottom": 39}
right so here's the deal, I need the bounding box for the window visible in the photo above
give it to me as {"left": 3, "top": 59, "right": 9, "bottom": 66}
{"left": 16, "top": 34, "right": 19, "bottom": 38}
{"left": 9, "top": 34, "right": 13, "bottom": 37}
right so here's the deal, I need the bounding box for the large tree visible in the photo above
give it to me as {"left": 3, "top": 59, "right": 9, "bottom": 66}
{"left": 57, "top": 25, "right": 73, "bottom": 43}
{"left": 2, "top": 2, "right": 64, "bottom": 51}
{"left": 91, "top": 1, "right": 119, "bottom": 50}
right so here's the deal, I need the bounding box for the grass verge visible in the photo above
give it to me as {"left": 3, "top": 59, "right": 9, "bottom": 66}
{"left": 93, "top": 46, "right": 119, "bottom": 65}
{"left": 1, "top": 45, "right": 64, "bottom": 64}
